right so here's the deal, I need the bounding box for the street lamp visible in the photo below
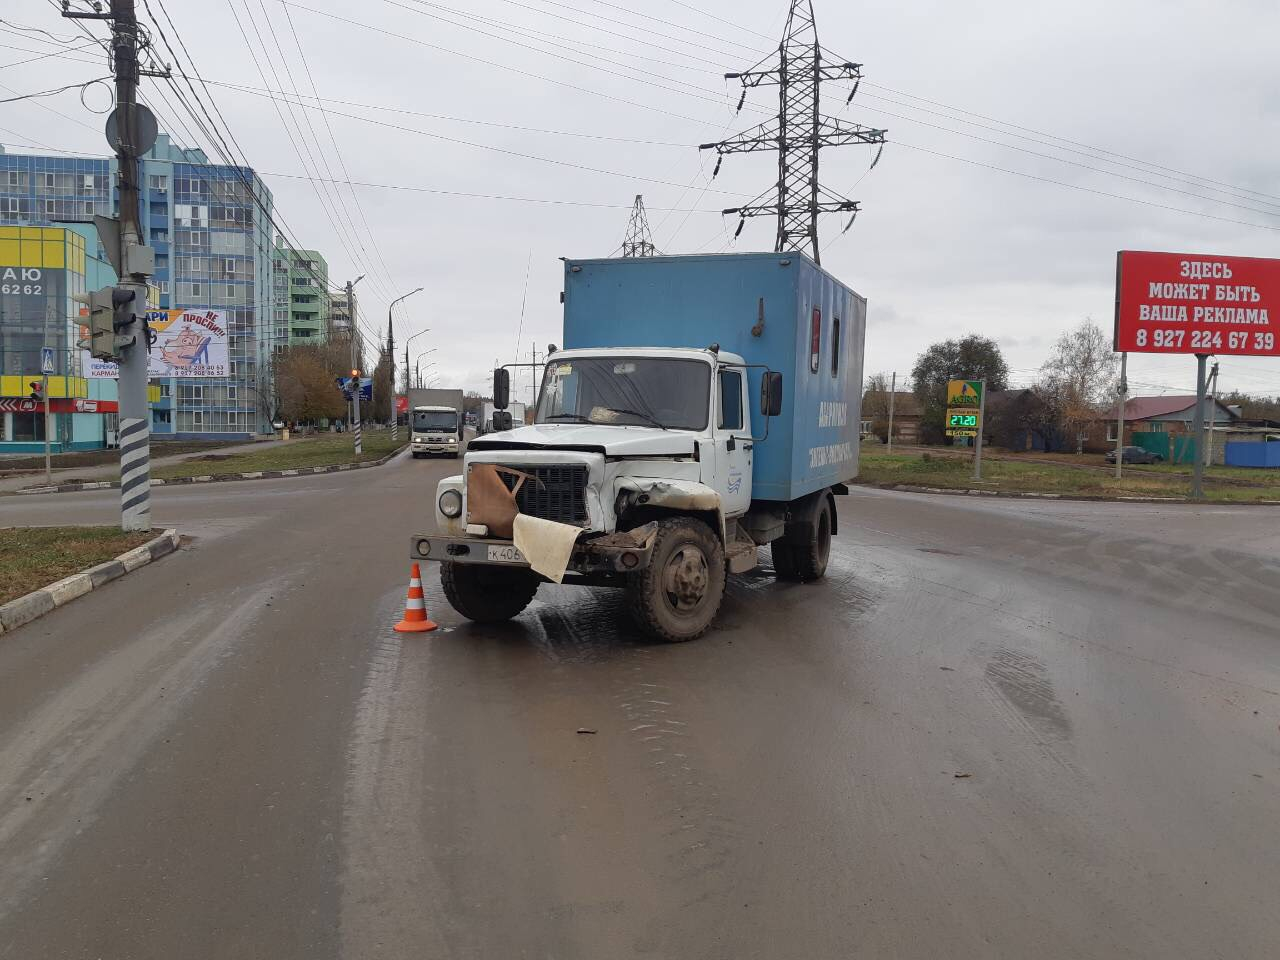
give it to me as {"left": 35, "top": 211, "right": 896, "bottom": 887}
{"left": 416, "top": 358, "right": 438, "bottom": 388}
{"left": 404, "top": 327, "right": 432, "bottom": 392}
{"left": 387, "top": 287, "right": 423, "bottom": 438}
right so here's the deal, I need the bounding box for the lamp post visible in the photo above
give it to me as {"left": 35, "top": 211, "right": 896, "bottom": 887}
{"left": 413, "top": 348, "right": 438, "bottom": 388}
{"left": 387, "top": 287, "right": 423, "bottom": 441}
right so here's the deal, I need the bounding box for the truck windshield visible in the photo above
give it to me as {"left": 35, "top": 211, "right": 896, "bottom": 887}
{"left": 536, "top": 356, "right": 710, "bottom": 431}
{"left": 413, "top": 410, "right": 458, "bottom": 432}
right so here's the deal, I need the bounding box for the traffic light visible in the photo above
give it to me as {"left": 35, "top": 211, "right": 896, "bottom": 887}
{"left": 112, "top": 286, "right": 137, "bottom": 335}
{"left": 73, "top": 286, "right": 117, "bottom": 360}
{"left": 29, "top": 380, "right": 42, "bottom": 402}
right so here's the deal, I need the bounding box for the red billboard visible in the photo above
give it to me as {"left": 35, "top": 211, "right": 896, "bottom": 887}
{"left": 1114, "top": 251, "right": 1280, "bottom": 356}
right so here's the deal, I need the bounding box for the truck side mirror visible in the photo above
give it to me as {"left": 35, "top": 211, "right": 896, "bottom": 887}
{"left": 760, "top": 371, "right": 783, "bottom": 417}
{"left": 493, "top": 368, "right": 510, "bottom": 409}
{"left": 491, "top": 411, "right": 513, "bottom": 432}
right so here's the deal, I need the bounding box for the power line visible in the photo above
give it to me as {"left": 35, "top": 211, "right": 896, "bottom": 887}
{"left": 860, "top": 80, "right": 1280, "bottom": 207}
{"left": 198, "top": 74, "right": 739, "bottom": 195}
{"left": 890, "top": 139, "right": 1280, "bottom": 233}
{"left": 0, "top": 76, "right": 111, "bottom": 104}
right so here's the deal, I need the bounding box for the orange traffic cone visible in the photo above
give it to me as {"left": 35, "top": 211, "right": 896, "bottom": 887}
{"left": 394, "top": 562, "right": 438, "bottom": 633}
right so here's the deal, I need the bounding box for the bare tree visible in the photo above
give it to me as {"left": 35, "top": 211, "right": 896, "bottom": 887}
{"left": 862, "top": 372, "right": 892, "bottom": 440}
{"left": 1038, "top": 319, "right": 1119, "bottom": 452}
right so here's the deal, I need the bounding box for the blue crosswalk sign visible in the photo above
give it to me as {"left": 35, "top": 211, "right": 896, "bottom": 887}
{"left": 40, "top": 347, "right": 55, "bottom": 374}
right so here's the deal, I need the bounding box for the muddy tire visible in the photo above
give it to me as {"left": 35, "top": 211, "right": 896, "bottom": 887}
{"left": 440, "top": 560, "right": 540, "bottom": 622}
{"left": 771, "top": 494, "right": 832, "bottom": 582}
{"left": 627, "top": 518, "right": 726, "bottom": 642}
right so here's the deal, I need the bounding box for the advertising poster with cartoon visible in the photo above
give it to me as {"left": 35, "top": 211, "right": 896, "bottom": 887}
{"left": 82, "top": 308, "right": 229, "bottom": 379}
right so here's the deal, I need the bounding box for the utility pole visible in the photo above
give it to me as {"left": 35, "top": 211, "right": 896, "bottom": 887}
{"left": 1114, "top": 352, "right": 1127, "bottom": 480}
{"left": 971, "top": 379, "right": 988, "bottom": 482}
{"left": 347, "top": 275, "right": 364, "bottom": 455}
{"left": 700, "top": 0, "right": 887, "bottom": 263}
{"left": 66, "top": 0, "right": 163, "bottom": 531}
{"left": 621, "top": 195, "right": 657, "bottom": 257}
{"left": 886, "top": 371, "right": 896, "bottom": 454}
{"left": 1205, "top": 361, "right": 1220, "bottom": 468}
{"left": 1191, "top": 354, "right": 1208, "bottom": 499}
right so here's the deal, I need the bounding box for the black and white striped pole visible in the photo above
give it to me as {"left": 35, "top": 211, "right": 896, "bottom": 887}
{"left": 346, "top": 276, "right": 365, "bottom": 456}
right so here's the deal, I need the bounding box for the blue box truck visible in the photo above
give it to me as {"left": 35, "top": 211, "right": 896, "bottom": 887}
{"left": 412, "top": 252, "right": 866, "bottom": 641}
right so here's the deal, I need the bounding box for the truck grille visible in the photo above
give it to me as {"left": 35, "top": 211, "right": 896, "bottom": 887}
{"left": 499, "top": 464, "right": 589, "bottom": 526}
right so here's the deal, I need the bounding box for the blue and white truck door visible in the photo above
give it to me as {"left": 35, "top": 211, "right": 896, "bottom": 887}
{"left": 714, "top": 364, "right": 752, "bottom": 517}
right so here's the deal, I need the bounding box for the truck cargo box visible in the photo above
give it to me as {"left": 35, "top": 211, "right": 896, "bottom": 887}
{"left": 562, "top": 252, "right": 865, "bottom": 502}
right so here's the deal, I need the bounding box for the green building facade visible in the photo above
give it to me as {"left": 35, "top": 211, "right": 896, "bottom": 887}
{"left": 271, "top": 238, "right": 330, "bottom": 349}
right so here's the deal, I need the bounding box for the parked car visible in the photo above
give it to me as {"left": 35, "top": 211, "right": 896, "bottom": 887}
{"left": 1105, "top": 445, "right": 1163, "bottom": 464}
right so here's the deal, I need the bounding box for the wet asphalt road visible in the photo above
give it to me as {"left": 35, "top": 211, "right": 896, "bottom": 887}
{"left": 1, "top": 455, "right": 1279, "bottom": 959}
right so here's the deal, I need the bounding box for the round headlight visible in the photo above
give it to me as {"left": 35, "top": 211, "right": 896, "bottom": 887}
{"left": 438, "top": 488, "right": 463, "bottom": 518}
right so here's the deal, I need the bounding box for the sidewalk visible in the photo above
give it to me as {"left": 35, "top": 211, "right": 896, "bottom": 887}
{"left": 0, "top": 437, "right": 295, "bottom": 494}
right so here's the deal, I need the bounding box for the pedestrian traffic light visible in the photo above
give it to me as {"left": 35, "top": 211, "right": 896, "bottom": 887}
{"left": 29, "top": 380, "right": 42, "bottom": 402}
{"left": 73, "top": 286, "right": 117, "bottom": 360}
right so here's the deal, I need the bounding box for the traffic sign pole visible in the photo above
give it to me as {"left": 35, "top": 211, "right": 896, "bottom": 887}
{"left": 1191, "top": 354, "right": 1208, "bottom": 499}
{"left": 971, "top": 379, "right": 987, "bottom": 482}
{"left": 43, "top": 373, "right": 51, "bottom": 484}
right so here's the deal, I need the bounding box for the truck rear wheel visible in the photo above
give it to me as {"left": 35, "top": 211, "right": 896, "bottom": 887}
{"left": 440, "top": 561, "right": 540, "bottom": 622}
{"left": 772, "top": 494, "right": 832, "bottom": 582}
{"left": 627, "top": 518, "right": 726, "bottom": 642}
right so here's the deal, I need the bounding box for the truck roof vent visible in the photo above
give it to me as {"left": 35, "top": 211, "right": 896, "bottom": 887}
{"left": 708, "top": 342, "right": 720, "bottom": 354}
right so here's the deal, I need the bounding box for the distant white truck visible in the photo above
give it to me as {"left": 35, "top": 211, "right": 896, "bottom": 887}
{"left": 480, "top": 400, "right": 525, "bottom": 434}
{"left": 408, "top": 388, "right": 464, "bottom": 458}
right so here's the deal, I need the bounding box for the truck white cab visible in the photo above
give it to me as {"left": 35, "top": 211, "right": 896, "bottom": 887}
{"left": 410, "top": 405, "right": 461, "bottom": 459}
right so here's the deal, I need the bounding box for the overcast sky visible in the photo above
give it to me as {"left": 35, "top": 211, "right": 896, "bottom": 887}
{"left": 5, "top": 0, "right": 1280, "bottom": 401}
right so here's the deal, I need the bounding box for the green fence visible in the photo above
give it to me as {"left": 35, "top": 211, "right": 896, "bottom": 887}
{"left": 1133, "top": 430, "right": 1196, "bottom": 464}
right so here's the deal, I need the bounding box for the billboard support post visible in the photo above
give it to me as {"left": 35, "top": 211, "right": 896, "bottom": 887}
{"left": 1191, "top": 353, "right": 1208, "bottom": 500}
{"left": 1114, "top": 352, "right": 1127, "bottom": 481}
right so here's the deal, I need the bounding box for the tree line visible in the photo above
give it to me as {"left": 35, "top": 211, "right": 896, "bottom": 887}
{"left": 866, "top": 319, "right": 1278, "bottom": 448}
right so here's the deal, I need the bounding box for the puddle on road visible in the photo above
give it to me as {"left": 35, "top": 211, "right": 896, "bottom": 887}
{"left": 985, "top": 647, "right": 1073, "bottom": 741}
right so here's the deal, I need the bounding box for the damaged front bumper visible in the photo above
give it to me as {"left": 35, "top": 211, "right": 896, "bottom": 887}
{"left": 410, "top": 522, "right": 658, "bottom": 574}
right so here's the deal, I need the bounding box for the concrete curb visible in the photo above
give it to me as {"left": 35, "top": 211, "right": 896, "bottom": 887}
{"left": 0, "top": 529, "right": 180, "bottom": 636}
{"left": 7, "top": 444, "right": 409, "bottom": 497}
{"left": 863, "top": 481, "right": 1280, "bottom": 506}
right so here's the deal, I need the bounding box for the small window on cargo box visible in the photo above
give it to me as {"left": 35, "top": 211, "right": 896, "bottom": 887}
{"left": 719, "top": 370, "right": 742, "bottom": 430}
{"left": 831, "top": 318, "right": 840, "bottom": 377}
{"left": 810, "top": 307, "right": 821, "bottom": 373}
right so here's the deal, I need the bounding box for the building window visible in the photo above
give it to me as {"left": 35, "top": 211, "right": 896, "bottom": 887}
{"left": 226, "top": 283, "right": 235, "bottom": 298}
{"left": 159, "top": 280, "right": 170, "bottom": 294}
{"left": 38, "top": 172, "right": 55, "bottom": 189}
{"left": 83, "top": 201, "right": 95, "bottom": 215}
{"left": 3, "top": 171, "right": 19, "bottom": 188}
{"left": 192, "top": 411, "right": 203, "bottom": 426}
{"left": 1107, "top": 424, "right": 1119, "bottom": 442}
{"left": 0, "top": 197, "right": 19, "bottom": 216}
{"left": 45, "top": 199, "right": 57, "bottom": 217}
{"left": 82, "top": 174, "right": 95, "bottom": 191}
{"left": 152, "top": 228, "right": 168, "bottom": 243}
{"left": 191, "top": 281, "right": 203, "bottom": 297}
{"left": 149, "top": 174, "right": 168, "bottom": 192}
{"left": 227, "top": 385, "right": 238, "bottom": 401}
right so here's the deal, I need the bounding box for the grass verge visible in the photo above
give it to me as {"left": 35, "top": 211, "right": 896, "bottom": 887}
{"left": 0, "top": 526, "right": 154, "bottom": 605}
{"left": 153, "top": 431, "right": 406, "bottom": 480}
{"left": 856, "top": 450, "right": 1280, "bottom": 503}
{"left": 0, "top": 440, "right": 241, "bottom": 474}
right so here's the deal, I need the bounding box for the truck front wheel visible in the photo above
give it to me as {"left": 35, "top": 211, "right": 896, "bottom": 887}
{"left": 772, "top": 494, "right": 832, "bottom": 582}
{"left": 440, "top": 561, "right": 540, "bottom": 622}
{"left": 627, "top": 518, "right": 726, "bottom": 642}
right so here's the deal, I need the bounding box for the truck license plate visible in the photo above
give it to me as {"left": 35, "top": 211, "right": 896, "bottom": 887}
{"left": 487, "top": 545, "right": 527, "bottom": 564}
